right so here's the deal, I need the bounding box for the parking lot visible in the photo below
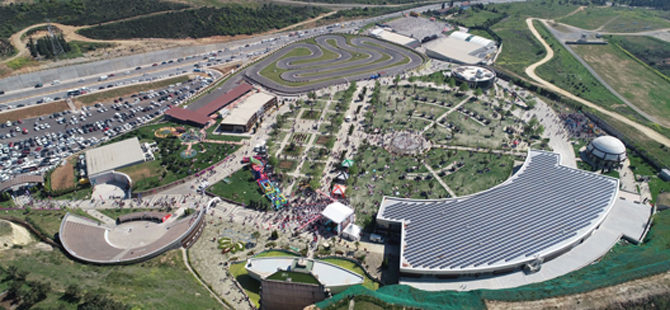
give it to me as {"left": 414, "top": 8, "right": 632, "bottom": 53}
{"left": 0, "top": 75, "right": 215, "bottom": 181}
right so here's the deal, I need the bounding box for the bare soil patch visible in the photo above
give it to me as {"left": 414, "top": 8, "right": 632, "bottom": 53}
{"left": 0, "top": 100, "right": 69, "bottom": 123}
{"left": 486, "top": 270, "right": 670, "bottom": 310}
{"left": 50, "top": 158, "right": 75, "bottom": 191}
{"left": 315, "top": 135, "right": 330, "bottom": 145}
{"left": 278, "top": 160, "right": 295, "bottom": 170}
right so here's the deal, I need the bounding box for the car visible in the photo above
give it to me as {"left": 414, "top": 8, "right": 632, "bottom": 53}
{"left": 35, "top": 83, "right": 43, "bottom": 88}
{"left": 136, "top": 66, "right": 142, "bottom": 70}
{"left": 0, "top": 90, "right": 4, "bottom": 95}
{"left": 152, "top": 63, "right": 158, "bottom": 67}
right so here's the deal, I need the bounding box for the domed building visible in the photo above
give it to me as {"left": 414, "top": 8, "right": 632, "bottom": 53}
{"left": 585, "top": 136, "right": 627, "bottom": 169}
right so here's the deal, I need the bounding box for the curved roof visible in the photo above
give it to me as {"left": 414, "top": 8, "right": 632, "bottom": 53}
{"left": 59, "top": 199, "right": 216, "bottom": 264}
{"left": 0, "top": 174, "right": 43, "bottom": 192}
{"left": 377, "top": 150, "right": 619, "bottom": 274}
{"left": 450, "top": 32, "right": 496, "bottom": 48}
{"left": 587, "top": 136, "right": 627, "bottom": 162}
{"left": 246, "top": 257, "right": 364, "bottom": 287}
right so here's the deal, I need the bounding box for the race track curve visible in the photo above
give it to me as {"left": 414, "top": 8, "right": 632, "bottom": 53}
{"left": 243, "top": 34, "right": 424, "bottom": 94}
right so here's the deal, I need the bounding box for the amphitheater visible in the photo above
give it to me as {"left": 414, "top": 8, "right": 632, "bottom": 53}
{"left": 59, "top": 198, "right": 218, "bottom": 264}
{"left": 243, "top": 34, "right": 424, "bottom": 94}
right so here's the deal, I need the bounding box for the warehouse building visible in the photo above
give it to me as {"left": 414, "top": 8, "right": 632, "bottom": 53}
{"left": 85, "top": 137, "right": 146, "bottom": 177}
{"left": 216, "top": 91, "right": 277, "bottom": 132}
{"left": 425, "top": 32, "right": 497, "bottom": 65}
{"left": 371, "top": 28, "right": 421, "bottom": 49}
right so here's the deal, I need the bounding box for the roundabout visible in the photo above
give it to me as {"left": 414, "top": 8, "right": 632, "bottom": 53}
{"left": 244, "top": 34, "right": 424, "bottom": 94}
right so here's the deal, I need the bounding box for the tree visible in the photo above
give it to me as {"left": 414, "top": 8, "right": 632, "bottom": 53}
{"left": 459, "top": 82, "right": 470, "bottom": 94}
{"left": 307, "top": 91, "right": 317, "bottom": 102}
{"left": 64, "top": 284, "right": 81, "bottom": 302}
{"left": 354, "top": 240, "right": 360, "bottom": 251}
{"left": 271, "top": 230, "right": 279, "bottom": 240}
{"left": 251, "top": 231, "right": 261, "bottom": 246}
{"left": 447, "top": 78, "right": 456, "bottom": 89}
{"left": 474, "top": 87, "right": 483, "bottom": 98}
{"left": 393, "top": 75, "right": 401, "bottom": 88}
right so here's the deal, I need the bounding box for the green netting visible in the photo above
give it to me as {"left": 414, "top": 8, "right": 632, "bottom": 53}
{"left": 316, "top": 285, "right": 485, "bottom": 310}
{"left": 318, "top": 210, "right": 670, "bottom": 309}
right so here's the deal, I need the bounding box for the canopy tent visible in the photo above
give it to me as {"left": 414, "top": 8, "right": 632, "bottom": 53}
{"left": 335, "top": 171, "right": 349, "bottom": 184}
{"left": 331, "top": 184, "right": 347, "bottom": 198}
{"left": 341, "top": 224, "right": 362, "bottom": 241}
{"left": 321, "top": 202, "right": 353, "bottom": 224}
{"left": 342, "top": 159, "right": 354, "bottom": 168}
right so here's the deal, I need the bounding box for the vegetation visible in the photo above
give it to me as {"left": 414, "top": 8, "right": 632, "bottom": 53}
{"left": 0, "top": 0, "right": 188, "bottom": 38}
{"left": 300, "top": 0, "right": 423, "bottom": 4}
{"left": 208, "top": 168, "right": 267, "bottom": 207}
{"left": 571, "top": 40, "right": 670, "bottom": 127}
{"left": 319, "top": 258, "right": 379, "bottom": 290}
{"left": 607, "top": 35, "right": 670, "bottom": 78}
{"left": 79, "top": 4, "right": 329, "bottom": 39}
{"left": 558, "top": 6, "right": 670, "bottom": 32}
{"left": 0, "top": 248, "right": 219, "bottom": 309}
{"left": 26, "top": 34, "right": 71, "bottom": 59}
{"left": 76, "top": 76, "right": 189, "bottom": 105}
{"left": 612, "top": 0, "right": 670, "bottom": 12}
{"left": 324, "top": 5, "right": 416, "bottom": 21}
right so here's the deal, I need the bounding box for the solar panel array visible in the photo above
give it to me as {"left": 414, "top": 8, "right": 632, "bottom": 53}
{"left": 380, "top": 151, "right": 618, "bottom": 271}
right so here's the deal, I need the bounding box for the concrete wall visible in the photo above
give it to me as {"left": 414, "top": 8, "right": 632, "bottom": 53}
{"left": 260, "top": 279, "right": 326, "bottom": 310}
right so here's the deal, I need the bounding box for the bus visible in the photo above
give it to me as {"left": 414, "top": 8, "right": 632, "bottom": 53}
{"left": 66, "top": 89, "right": 82, "bottom": 97}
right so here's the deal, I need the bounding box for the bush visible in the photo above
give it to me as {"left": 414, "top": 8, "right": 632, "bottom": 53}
{"left": 80, "top": 4, "right": 329, "bottom": 40}
{"left": 265, "top": 242, "right": 277, "bottom": 248}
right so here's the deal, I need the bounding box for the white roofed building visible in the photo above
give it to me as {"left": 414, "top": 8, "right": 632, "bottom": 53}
{"left": 450, "top": 31, "right": 496, "bottom": 48}
{"left": 586, "top": 136, "right": 627, "bottom": 169}
{"left": 320, "top": 202, "right": 355, "bottom": 235}
{"left": 370, "top": 28, "right": 420, "bottom": 49}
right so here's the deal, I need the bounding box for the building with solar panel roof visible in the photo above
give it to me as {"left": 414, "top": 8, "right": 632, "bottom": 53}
{"left": 375, "top": 150, "right": 622, "bottom": 278}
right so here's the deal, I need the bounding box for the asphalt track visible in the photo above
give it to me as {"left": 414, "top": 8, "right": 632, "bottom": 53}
{"left": 243, "top": 35, "right": 423, "bottom": 94}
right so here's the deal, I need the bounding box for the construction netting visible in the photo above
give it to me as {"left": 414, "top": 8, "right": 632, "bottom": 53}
{"left": 318, "top": 210, "right": 670, "bottom": 309}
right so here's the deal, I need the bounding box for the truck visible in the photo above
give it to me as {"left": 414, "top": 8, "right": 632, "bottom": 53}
{"left": 98, "top": 75, "right": 109, "bottom": 81}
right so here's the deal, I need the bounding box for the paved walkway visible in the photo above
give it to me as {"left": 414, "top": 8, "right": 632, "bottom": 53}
{"left": 423, "top": 163, "right": 457, "bottom": 197}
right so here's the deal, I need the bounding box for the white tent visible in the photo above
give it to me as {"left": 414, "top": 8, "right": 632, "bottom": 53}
{"left": 321, "top": 202, "right": 355, "bottom": 234}
{"left": 341, "top": 224, "right": 362, "bottom": 241}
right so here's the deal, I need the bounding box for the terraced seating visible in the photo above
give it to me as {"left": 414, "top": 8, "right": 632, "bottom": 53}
{"left": 120, "top": 219, "right": 192, "bottom": 260}
{"left": 117, "top": 212, "right": 169, "bottom": 224}
{"left": 60, "top": 221, "right": 123, "bottom": 261}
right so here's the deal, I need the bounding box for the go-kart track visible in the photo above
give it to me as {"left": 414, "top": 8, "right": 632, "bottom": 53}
{"left": 243, "top": 34, "right": 424, "bottom": 94}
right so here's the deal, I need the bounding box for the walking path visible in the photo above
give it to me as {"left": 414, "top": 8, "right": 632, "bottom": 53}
{"left": 422, "top": 95, "right": 472, "bottom": 133}
{"left": 182, "top": 248, "right": 232, "bottom": 310}
{"left": 524, "top": 18, "right": 670, "bottom": 147}
{"left": 423, "top": 163, "right": 457, "bottom": 197}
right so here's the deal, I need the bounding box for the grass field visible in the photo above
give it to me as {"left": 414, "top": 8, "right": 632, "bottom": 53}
{"left": 0, "top": 247, "right": 220, "bottom": 309}
{"left": 449, "top": 8, "right": 505, "bottom": 28}
{"left": 572, "top": 42, "right": 670, "bottom": 127}
{"left": 319, "top": 258, "right": 379, "bottom": 290}
{"left": 559, "top": 6, "right": 670, "bottom": 33}
{"left": 607, "top": 36, "right": 670, "bottom": 77}
{"left": 441, "top": 152, "right": 515, "bottom": 196}
{"left": 208, "top": 168, "right": 263, "bottom": 206}
{"left": 533, "top": 21, "right": 636, "bottom": 117}
{"left": 229, "top": 261, "right": 261, "bottom": 307}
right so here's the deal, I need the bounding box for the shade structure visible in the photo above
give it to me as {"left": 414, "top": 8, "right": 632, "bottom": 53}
{"left": 342, "top": 159, "right": 354, "bottom": 168}
{"left": 331, "top": 184, "right": 347, "bottom": 197}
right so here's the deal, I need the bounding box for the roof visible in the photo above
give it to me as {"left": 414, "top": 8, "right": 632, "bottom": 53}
{"left": 377, "top": 150, "right": 619, "bottom": 274}
{"left": 426, "top": 37, "right": 489, "bottom": 64}
{"left": 321, "top": 202, "right": 353, "bottom": 224}
{"left": 587, "top": 136, "right": 627, "bottom": 162}
{"left": 267, "top": 270, "right": 321, "bottom": 285}
{"left": 246, "top": 257, "right": 364, "bottom": 287}
{"left": 165, "top": 107, "right": 211, "bottom": 126}
{"left": 374, "top": 29, "right": 419, "bottom": 46}
{"left": 452, "top": 65, "right": 496, "bottom": 82}
{"left": 0, "top": 174, "right": 43, "bottom": 191}
{"left": 196, "top": 83, "right": 253, "bottom": 116}
{"left": 450, "top": 31, "right": 495, "bottom": 48}
{"left": 85, "top": 138, "right": 145, "bottom": 176}
{"left": 220, "top": 92, "right": 275, "bottom": 127}
{"left": 342, "top": 223, "right": 361, "bottom": 237}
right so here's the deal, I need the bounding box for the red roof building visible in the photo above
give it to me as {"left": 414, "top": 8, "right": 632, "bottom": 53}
{"left": 196, "top": 83, "right": 253, "bottom": 117}
{"left": 164, "top": 108, "right": 211, "bottom": 127}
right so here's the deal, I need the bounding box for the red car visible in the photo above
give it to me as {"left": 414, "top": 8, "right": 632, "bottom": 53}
{"left": 152, "top": 63, "right": 158, "bottom": 67}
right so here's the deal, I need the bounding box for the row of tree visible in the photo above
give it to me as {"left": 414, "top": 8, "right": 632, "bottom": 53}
{"left": 325, "top": 5, "right": 413, "bottom": 20}
{"left": 79, "top": 4, "right": 329, "bottom": 40}
{"left": 26, "top": 34, "right": 73, "bottom": 59}
{"left": 612, "top": 0, "right": 670, "bottom": 10}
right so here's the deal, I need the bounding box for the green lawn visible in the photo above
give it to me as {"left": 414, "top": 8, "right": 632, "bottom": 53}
{"left": 449, "top": 8, "right": 505, "bottom": 28}
{"left": 229, "top": 261, "right": 261, "bottom": 308}
{"left": 607, "top": 35, "right": 670, "bottom": 77}
{"left": 441, "top": 152, "right": 515, "bottom": 197}
{"left": 253, "top": 250, "right": 300, "bottom": 258}
{"left": 649, "top": 177, "right": 670, "bottom": 204}
{"left": 559, "top": 6, "right": 670, "bottom": 33}
{"left": 0, "top": 248, "right": 220, "bottom": 309}
{"left": 301, "top": 162, "right": 326, "bottom": 179}
{"left": 319, "top": 258, "right": 379, "bottom": 290}
{"left": 208, "top": 168, "right": 264, "bottom": 206}
{"left": 0, "top": 209, "right": 67, "bottom": 240}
